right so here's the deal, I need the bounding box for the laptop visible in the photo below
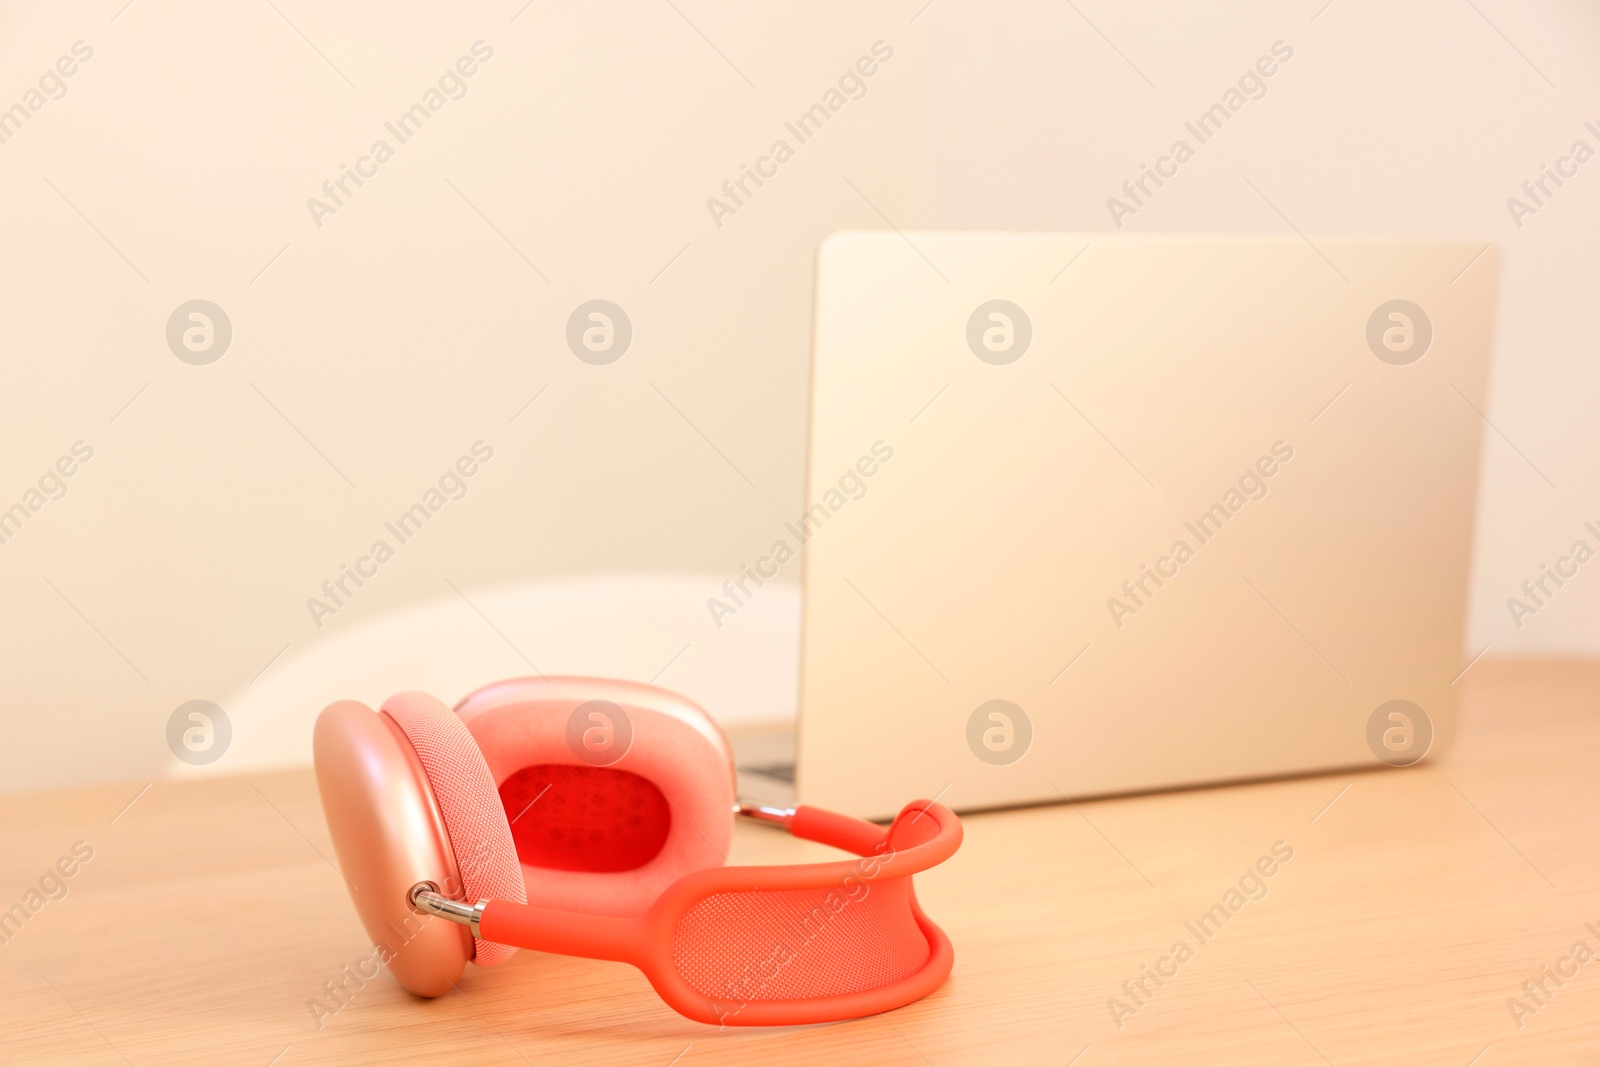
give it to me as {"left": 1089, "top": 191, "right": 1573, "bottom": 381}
{"left": 737, "top": 233, "right": 1499, "bottom": 821}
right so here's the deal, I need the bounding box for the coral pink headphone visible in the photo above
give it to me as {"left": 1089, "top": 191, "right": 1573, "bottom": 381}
{"left": 313, "top": 676, "right": 961, "bottom": 1026}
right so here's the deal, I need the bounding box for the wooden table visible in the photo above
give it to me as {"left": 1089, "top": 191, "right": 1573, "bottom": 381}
{"left": 4, "top": 661, "right": 1597, "bottom": 1066}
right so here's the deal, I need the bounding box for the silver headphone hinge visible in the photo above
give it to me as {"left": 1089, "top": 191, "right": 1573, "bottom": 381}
{"left": 733, "top": 801, "right": 797, "bottom": 829}
{"left": 409, "top": 882, "right": 488, "bottom": 939}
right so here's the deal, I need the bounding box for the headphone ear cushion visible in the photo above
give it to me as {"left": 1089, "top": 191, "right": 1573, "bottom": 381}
{"left": 456, "top": 678, "right": 736, "bottom": 917}
{"left": 382, "top": 691, "right": 526, "bottom": 966}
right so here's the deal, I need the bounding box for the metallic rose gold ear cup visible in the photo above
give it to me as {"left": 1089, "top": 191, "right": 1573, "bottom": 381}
{"left": 312, "top": 700, "right": 472, "bottom": 997}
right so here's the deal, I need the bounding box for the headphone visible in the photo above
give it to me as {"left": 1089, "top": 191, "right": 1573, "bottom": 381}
{"left": 313, "top": 676, "right": 962, "bottom": 1026}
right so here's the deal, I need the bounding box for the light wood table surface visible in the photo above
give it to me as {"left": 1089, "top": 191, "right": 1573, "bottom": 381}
{"left": 3, "top": 661, "right": 1598, "bottom": 1066}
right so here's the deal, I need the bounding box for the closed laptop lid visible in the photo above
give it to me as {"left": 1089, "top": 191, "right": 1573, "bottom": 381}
{"left": 799, "top": 233, "right": 1498, "bottom": 819}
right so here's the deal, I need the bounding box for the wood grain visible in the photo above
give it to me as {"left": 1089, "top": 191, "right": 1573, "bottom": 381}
{"left": 2, "top": 661, "right": 1597, "bottom": 1065}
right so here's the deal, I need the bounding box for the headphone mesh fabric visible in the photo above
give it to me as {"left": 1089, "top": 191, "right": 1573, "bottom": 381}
{"left": 670, "top": 879, "right": 929, "bottom": 1004}
{"left": 383, "top": 692, "right": 526, "bottom": 966}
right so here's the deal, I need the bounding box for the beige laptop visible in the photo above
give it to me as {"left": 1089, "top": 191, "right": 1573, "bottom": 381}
{"left": 739, "top": 233, "right": 1499, "bottom": 821}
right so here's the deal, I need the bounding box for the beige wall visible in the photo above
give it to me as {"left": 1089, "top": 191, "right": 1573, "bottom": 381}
{"left": 1, "top": 0, "right": 1596, "bottom": 791}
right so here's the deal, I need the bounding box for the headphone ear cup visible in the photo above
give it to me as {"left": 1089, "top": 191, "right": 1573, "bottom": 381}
{"left": 382, "top": 691, "right": 526, "bottom": 966}
{"left": 457, "top": 677, "right": 736, "bottom": 917}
